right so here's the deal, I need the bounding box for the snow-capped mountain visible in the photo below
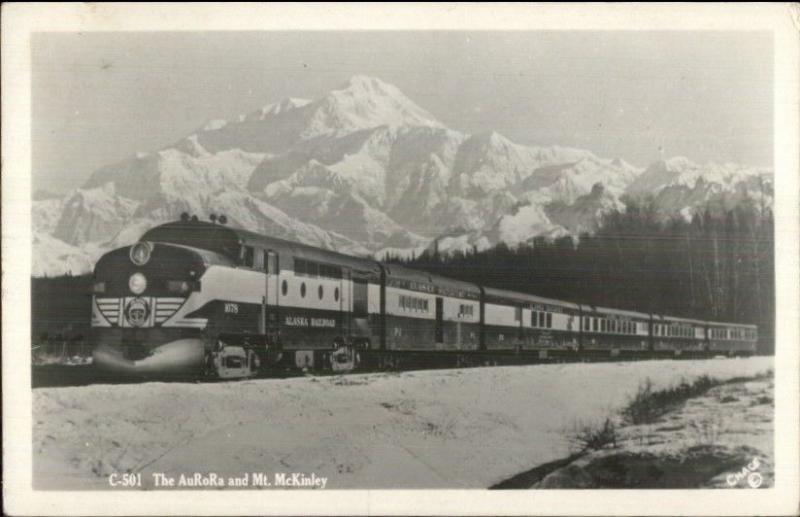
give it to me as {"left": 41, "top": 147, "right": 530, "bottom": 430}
{"left": 33, "top": 76, "right": 772, "bottom": 276}
{"left": 626, "top": 157, "right": 773, "bottom": 219}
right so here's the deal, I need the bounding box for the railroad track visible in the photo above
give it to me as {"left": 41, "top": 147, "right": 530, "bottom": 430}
{"left": 32, "top": 350, "right": 744, "bottom": 388}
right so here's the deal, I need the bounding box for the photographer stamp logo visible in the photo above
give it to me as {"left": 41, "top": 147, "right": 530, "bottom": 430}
{"left": 726, "top": 457, "right": 763, "bottom": 488}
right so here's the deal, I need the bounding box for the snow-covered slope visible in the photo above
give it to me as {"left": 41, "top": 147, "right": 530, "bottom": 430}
{"left": 33, "top": 198, "right": 64, "bottom": 235}
{"left": 33, "top": 75, "right": 770, "bottom": 276}
{"left": 32, "top": 232, "right": 101, "bottom": 278}
{"left": 546, "top": 183, "right": 625, "bottom": 235}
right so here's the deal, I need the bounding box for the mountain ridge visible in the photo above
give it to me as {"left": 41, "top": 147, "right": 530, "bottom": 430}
{"left": 33, "top": 75, "right": 772, "bottom": 277}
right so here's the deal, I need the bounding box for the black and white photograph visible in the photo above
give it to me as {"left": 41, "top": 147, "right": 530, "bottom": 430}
{"left": 3, "top": 3, "right": 799, "bottom": 516}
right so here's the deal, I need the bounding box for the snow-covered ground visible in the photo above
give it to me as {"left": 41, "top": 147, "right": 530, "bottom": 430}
{"left": 33, "top": 357, "right": 772, "bottom": 490}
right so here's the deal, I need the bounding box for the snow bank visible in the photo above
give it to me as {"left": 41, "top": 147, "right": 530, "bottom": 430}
{"left": 534, "top": 375, "right": 774, "bottom": 488}
{"left": 33, "top": 357, "right": 772, "bottom": 490}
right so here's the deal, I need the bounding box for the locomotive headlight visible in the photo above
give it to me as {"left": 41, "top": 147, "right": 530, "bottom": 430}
{"left": 129, "top": 272, "right": 147, "bottom": 294}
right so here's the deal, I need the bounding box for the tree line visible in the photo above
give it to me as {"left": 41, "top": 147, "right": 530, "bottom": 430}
{"left": 385, "top": 198, "right": 775, "bottom": 353}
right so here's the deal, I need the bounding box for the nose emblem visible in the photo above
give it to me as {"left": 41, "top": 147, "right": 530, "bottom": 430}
{"left": 130, "top": 241, "right": 153, "bottom": 266}
{"left": 125, "top": 297, "right": 151, "bottom": 327}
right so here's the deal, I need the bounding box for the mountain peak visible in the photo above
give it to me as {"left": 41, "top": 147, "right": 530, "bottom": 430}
{"left": 659, "top": 156, "right": 698, "bottom": 171}
{"left": 340, "top": 75, "right": 394, "bottom": 92}
{"left": 476, "top": 130, "right": 510, "bottom": 145}
{"left": 305, "top": 76, "right": 443, "bottom": 136}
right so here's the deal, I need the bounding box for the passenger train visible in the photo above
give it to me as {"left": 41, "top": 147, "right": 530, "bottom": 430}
{"left": 90, "top": 215, "right": 758, "bottom": 378}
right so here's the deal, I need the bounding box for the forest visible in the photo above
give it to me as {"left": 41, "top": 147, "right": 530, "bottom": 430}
{"left": 385, "top": 198, "right": 775, "bottom": 353}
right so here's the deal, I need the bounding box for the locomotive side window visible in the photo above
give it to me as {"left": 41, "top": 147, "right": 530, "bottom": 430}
{"left": 321, "top": 264, "right": 342, "bottom": 279}
{"left": 546, "top": 313, "right": 552, "bottom": 329}
{"left": 334, "top": 287, "right": 340, "bottom": 302}
{"left": 593, "top": 318, "right": 598, "bottom": 332}
{"left": 318, "top": 285, "right": 324, "bottom": 300}
{"left": 300, "top": 282, "right": 306, "bottom": 298}
{"left": 281, "top": 280, "right": 288, "bottom": 296}
{"left": 295, "top": 259, "right": 306, "bottom": 276}
{"left": 295, "top": 259, "right": 342, "bottom": 279}
{"left": 538, "top": 312, "right": 545, "bottom": 328}
{"left": 531, "top": 311, "right": 538, "bottom": 327}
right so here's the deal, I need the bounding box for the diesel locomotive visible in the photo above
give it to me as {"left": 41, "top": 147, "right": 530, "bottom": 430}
{"left": 90, "top": 216, "right": 758, "bottom": 378}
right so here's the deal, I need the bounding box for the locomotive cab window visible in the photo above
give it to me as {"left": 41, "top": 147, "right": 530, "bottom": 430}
{"left": 253, "top": 249, "right": 264, "bottom": 270}
{"left": 240, "top": 246, "right": 255, "bottom": 267}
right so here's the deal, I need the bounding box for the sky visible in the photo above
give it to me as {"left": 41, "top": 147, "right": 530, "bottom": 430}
{"left": 32, "top": 31, "right": 773, "bottom": 194}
